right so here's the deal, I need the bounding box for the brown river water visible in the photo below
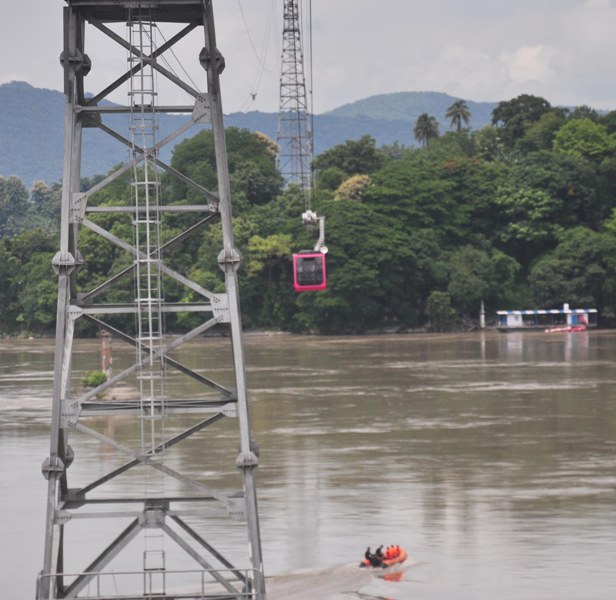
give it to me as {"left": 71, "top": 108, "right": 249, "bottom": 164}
{"left": 1, "top": 331, "right": 615, "bottom": 599}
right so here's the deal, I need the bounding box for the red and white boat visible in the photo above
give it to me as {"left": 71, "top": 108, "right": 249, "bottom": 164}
{"left": 545, "top": 324, "right": 587, "bottom": 333}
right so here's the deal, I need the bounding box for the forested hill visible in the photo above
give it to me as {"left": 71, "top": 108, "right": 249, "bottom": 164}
{"left": 0, "top": 81, "right": 496, "bottom": 185}
{"left": 3, "top": 92, "right": 616, "bottom": 335}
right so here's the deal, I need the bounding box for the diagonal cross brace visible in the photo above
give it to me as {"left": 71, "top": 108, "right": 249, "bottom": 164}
{"left": 80, "top": 212, "right": 219, "bottom": 304}
{"left": 76, "top": 413, "right": 225, "bottom": 496}
{"left": 82, "top": 217, "right": 218, "bottom": 301}
{"left": 87, "top": 20, "right": 199, "bottom": 105}
{"left": 74, "top": 422, "right": 228, "bottom": 504}
{"left": 62, "top": 518, "right": 141, "bottom": 598}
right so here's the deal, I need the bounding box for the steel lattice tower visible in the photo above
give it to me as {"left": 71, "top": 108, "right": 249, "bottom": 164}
{"left": 276, "top": 0, "right": 312, "bottom": 191}
{"left": 38, "top": 2, "right": 265, "bottom": 598}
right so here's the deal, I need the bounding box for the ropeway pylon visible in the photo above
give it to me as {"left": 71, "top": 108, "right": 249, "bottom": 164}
{"left": 276, "top": 0, "right": 312, "bottom": 192}
{"left": 38, "top": 2, "right": 265, "bottom": 598}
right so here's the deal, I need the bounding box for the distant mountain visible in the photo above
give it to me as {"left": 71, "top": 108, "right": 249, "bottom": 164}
{"left": 183, "top": 91, "right": 498, "bottom": 163}
{"left": 1, "top": 81, "right": 498, "bottom": 186}
{"left": 0, "top": 81, "right": 208, "bottom": 186}
{"left": 326, "top": 91, "right": 496, "bottom": 127}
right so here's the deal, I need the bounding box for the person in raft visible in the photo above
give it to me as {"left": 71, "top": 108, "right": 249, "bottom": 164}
{"left": 384, "top": 545, "right": 401, "bottom": 560}
{"left": 364, "top": 547, "right": 383, "bottom": 567}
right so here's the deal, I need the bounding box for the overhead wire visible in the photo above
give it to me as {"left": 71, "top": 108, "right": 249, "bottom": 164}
{"left": 305, "top": 0, "right": 315, "bottom": 191}
{"left": 148, "top": 24, "right": 202, "bottom": 97}
{"left": 120, "top": 17, "right": 201, "bottom": 106}
{"left": 234, "top": 0, "right": 277, "bottom": 112}
{"left": 297, "top": 0, "right": 315, "bottom": 204}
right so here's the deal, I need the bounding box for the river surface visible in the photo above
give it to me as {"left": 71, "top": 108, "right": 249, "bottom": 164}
{"left": 1, "top": 331, "right": 615, "bottom": 599}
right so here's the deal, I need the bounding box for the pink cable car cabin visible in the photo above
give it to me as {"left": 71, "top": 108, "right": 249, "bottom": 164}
{"left": 293, "top": 252, "right": 327, "bottom": 292}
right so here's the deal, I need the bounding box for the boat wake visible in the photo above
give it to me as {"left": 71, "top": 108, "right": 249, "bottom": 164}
{"left": 266, "top": 562, "right": 414, "bottom": 600}
{"left": 266, "top": 564, "right": 371, "bottom": 599}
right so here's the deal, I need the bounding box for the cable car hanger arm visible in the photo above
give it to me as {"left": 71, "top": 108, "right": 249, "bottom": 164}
{"left": 302, "top": 210, "right": 327, "bottom": 254}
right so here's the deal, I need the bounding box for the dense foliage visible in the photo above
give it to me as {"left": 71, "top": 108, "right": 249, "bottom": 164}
{"left": 3, "top": 94, "right": 616, "bottom": 335}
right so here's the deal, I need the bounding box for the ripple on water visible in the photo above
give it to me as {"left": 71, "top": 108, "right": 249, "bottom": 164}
{"left": 404, "top": 380, "right": 595, "bottom": 394}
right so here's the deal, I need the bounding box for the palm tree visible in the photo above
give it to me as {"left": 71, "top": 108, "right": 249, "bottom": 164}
{"left": 446, "top": 99, "right": 471, "bottom": 132}
{"left": 413, "top": 113, "right": 440, "bottom": 147}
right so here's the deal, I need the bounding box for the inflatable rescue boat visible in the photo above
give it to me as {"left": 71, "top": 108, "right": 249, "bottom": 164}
{"left": 359, "top": 547, "right": 408, "bottom": 569}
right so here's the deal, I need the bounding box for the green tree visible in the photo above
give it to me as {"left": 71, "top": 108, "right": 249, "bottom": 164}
{"left": 413, "top": 113, "right": 440, "bottom": 147}
{"left": 0, "top": 175, "right": 29, "bottom": 237}
{"left": 15, "top": 250, "right": 57, "bottom": 333}
{"left": 1, "top": 229, "right": 58, "bottom": 333}
{"left": 553, "top": 118, "right": 616, "bottom": 162}
{"left": 169, "top": 127, "right": 283, "bottom": 210}
{"left": 518, "top": 110, "right": 567, "bottom": 153}
{"left": 315, "top": 166, "right": 347, "bottom": 191}
{"left": 445, "top": 99, "right": 471, "bottom": 132}
{"left": 602, "top": 207, "right": 616, "bottom": 236}
{"left": 29, "top": 181, "right": 61, "bottom": 231}
{"left": 569, "top": 105, "right": 599, "bottom": 121}
{"left": 471, "top": 126, "right": 507, "bottom": 162}
{"left": 312, "top": 135, "right": 385, "bottom": 184}
{"left": 599, "top": 110, "right": 616, "bottom": 134}
{"left": 366, "top": 152, "right": 454, "bottom": 236}
{"left": 334, "top": 174, "right": 371, "bottom": 202}
{"left": 491, "top": 94, "right": 555, "bottom": 148}
{"left": 379, "top": 141, "right": 407, "bottom": 160}
{"left": 242, "top": 233, "right": 295, "bottom": 328}
{"left": 493, "top": 186, "right": 562, "bottom": 266}
{"left": 0, "top": 242, "right": 19, "bottom": 331}
{"left": 427, "top": 291, "right": 456, "bottom": 331}
{"left": 447, "top": 245, "right": 519, "bottom": 316}
{"left": 6, "top": 228, "right": 56, "bottom": 263}
{"left": 503, "top": 150, "right": 601, "bottom": 231}
{"left": 365, "top": 147, "right": 504, "bottom": 248}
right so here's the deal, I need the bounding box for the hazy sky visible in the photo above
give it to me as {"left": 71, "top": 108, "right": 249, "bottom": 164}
{"left": 2, "top": 0, "right": 616, "bottom": 114}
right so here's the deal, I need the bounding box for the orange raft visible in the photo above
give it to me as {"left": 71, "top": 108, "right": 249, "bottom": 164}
{"left": 359, "top": 547, "right": 408, "bottom": 569}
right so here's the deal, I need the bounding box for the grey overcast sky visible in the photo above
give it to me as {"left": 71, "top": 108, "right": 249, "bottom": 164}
{"left": 2, "top": 0, "right": 616, "bottom": 114}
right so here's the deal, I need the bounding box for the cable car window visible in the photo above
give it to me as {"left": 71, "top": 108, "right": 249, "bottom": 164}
{"left": 293, "top": 252, "right": 327, "bottom": 292}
